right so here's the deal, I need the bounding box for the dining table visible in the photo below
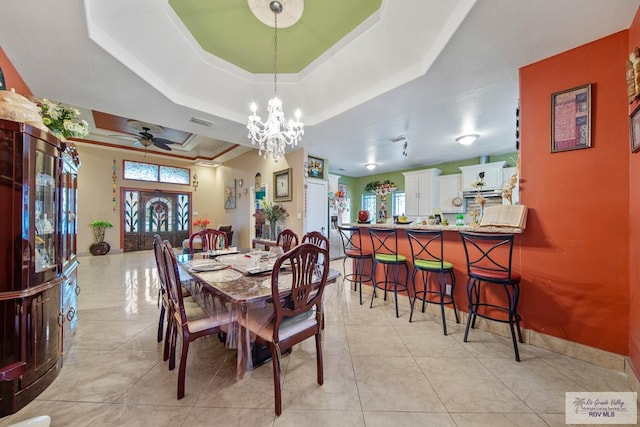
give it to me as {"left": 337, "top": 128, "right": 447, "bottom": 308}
{"left": 176, "top": 250, "right": 340, "bottom": 379}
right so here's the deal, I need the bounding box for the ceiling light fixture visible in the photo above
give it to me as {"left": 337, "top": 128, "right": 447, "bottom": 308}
{"left": 456, "top": 134, "right": 479, "bottom": 146}
{"left": 247, "top": 1, "right": 304, "bottom": 162}
{"left": 365, "top": 163, "right": 377, "bottom": 170}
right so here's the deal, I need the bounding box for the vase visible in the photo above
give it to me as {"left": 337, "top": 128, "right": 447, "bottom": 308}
{"left": 358, "top": 210, "right": 369, "bottom": 223}
{"left": 269, "top": 221, "right": 277, "bottom": 241}
{"left": 89, "top": 241, "right": 110, "bottom": 256}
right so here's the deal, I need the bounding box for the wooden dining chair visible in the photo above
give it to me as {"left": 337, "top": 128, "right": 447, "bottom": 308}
{"left": 301, "top": 231, "right": 329, "bottom": 250}
{"left": 276, "top": 228, "right": 299, "bottom": 252}
{"left": 161, "top": 240, "right": 231, "bottom": 399}
{"left": 241, "top": 243, "right": 330, "bottom": 416}
{"left": 188, "top": 228, "right": 228, "bottom": 254}
{"left": 153, "top": 234, "right": 197, "bottom": 361}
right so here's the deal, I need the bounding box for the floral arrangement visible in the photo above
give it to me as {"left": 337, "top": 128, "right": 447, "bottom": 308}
{"left": 193, "top": 217, "right": 210, "bottom": 230}
{"left": 35, "top": 98, "right": 89, "bottom": 140}
{"left": 364, "top": 180, "right": 397, "bottom": 195}
{"left": 260, "top": 200, "right": 289, "bottom": 223}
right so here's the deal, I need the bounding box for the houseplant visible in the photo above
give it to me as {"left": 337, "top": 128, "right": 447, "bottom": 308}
{"left": 260, "top": 200, "right": 289, "bottom": 240}
{"left": 35, "top": 98, "right": 89, "bottom": 141}
{"left": 89, "top": 220, "right": 113, "bottom": 255}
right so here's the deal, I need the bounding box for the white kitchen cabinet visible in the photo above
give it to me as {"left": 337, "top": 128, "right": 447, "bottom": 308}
{"left": 439, "top": 173, "right": 464, "bottom": 213}
{"left": 502, "top": 167, "right": 519, "bottom": 205}
{"left": 459, "top": 161, "right": 506, "bottom": 191}
{"left": 402, "top": 168, "right": 441, "bottom": 217}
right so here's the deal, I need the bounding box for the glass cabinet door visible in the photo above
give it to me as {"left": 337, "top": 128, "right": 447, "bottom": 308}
{"left": 34, "top": 149, "right": 57, "bottom": 274}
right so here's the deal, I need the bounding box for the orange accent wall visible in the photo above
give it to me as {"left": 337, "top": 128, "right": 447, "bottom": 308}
{"left": 0, "top": 45, "right": 31, "bottom": 96}
{"left": 628, "top": 9, "right": 640, "bottom": 380}
{"left": 519, "top": 31, "right": 630, "bottom": 355}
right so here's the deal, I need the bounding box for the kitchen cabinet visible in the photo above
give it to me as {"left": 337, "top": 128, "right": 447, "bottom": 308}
{"left": 459, "top": 161, "right": 506, "bottom": 192}
{"left": 439, "top": 173, "right": 464, "bottom": 213}
{"left": 402, "top": 168, "right": 441, "bottom": 217}
{"left": 0, "top": 119, "right": 80, "bottom": 416}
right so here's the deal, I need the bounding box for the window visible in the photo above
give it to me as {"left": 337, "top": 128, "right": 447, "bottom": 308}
{"left": 393, "top": 192, "right": 405, "bottom": 217}
{"left": 123, "top": 160, "right": 190, "bottom": 185}
{"left": 362, "top": 194, "right": 376, "bottom": 223}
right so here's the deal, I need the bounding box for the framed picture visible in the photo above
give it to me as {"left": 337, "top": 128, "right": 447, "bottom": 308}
{"left": 307, "top": 156, "right": 324, "bottom": 178}
{"left": 631, "top": 103, "right": 640, "bottom": 153}
{"left": 273, "top": 168, "right": 292, "bottom": 202}
{"left": 551, "top": 83, "right": 592, "bottom": 153}
{"left": 224, "top": 179, "right": 236, "bottom": 209}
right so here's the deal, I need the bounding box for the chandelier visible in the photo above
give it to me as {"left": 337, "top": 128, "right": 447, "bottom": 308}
{"left": 247, "top": 0, "right": 304, "bottom": 162}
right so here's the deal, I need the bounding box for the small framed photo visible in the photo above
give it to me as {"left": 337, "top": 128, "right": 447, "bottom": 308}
{"left": 273, "top": 168, "right": 292, "bottom": 202}
{"left": 631, "top": 103, "right": 640, "bottom": 153}
{"left": 551, "top": 83, "right": 592, "bottom": 153}
{"left": 307, "top": 156, "right": 324, "bottom": 178}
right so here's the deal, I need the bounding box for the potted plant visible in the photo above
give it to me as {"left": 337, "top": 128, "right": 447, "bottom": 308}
{"left": 260, "top": 200, "right": 289, "bottom": 241}
{"left": 89, "top": 220, "right": 113, "bottom": 256}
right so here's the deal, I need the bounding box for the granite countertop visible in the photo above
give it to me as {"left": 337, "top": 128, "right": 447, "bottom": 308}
{"left": 347, "top": 222, "right": 524, "bottom": 234}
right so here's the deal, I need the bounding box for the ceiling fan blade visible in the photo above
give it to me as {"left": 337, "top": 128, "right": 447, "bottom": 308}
{"left": 153, "top": 140, "right": 172, "bottom": 151}
{"left": 153, "top": 137, "right": 175, "bottom": 145}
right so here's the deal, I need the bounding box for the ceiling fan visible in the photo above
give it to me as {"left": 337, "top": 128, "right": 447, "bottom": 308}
{"left": 110, "top": 121, "right": 175, "bottom": 151}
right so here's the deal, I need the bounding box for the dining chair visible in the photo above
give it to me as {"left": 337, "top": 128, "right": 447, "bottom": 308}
{"left": 301, "top": 231, "right": 329, "bottom": 250}
{"left": 276, "top": 228, "right": 299, "bottom": 252}
{"left": 368, "top": 227, "right": 410, "bottom": 318}
{"left": 337, "top": 225, "right": 373, "bottom": 305}
{"left": 161, "top": 240, "right": 231, "bottom": 399}
{"left": 406, "top": 229, "right": 459, "bottom": 335}
{"left": 241, "top": 243, "right": 330, "bottom": 416}
{"left": 188, "top": 228, "right": 228, "bottom": 255}
{"left": 459, "top": 232, "right": 523, "bottom": 361}
{"left": 153, "top": 235, "right": 197, "bottom": 361}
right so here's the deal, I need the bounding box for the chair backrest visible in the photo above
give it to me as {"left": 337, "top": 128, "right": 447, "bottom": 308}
{"left": 189, "top": 228, "right": 228, "bottom": 254}
{"left": 459, "top": 232, "right": 516, "bottom": 282}
{"left": 406, "top": 229, "right": 447, "bottom": 269}
{"left": 337, "top": 225, "right": 366, "bottom": 255}
{"left": 302, "top": 231, "right": 329, "bottom": 250}
{"left": 161, "top": 240, "right": 189, "bottom": 326}
{"left": 270, "top": 243, "right": 330, "bottom": 343}
{"left": 153, "top": 234, "right": 169, "bottom": 296}
{"left": 277, "top": 229, "right": 299, "bottom": 252}
{"left": 368, "top": 227, "right": 399, "bottom": 256}
{"left": 218, "top": 225, "right": 234, "bottom": 246}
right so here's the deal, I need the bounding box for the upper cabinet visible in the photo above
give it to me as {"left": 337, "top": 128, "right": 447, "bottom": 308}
{"left": 439, "top": 174, "right": 464, "bottom": 213}
{"left": 459, "top": 161, "right": 506, "bottom": 192}
{"left": 402, "top": 168, "right": 441, "bottom": 217}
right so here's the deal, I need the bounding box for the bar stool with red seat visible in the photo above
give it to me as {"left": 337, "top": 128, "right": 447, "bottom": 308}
{"left": 459, "top": 232, "right": 523, "bottom": 361}
{"left": 338, "top": 225, "right": 373, "bottom": 305}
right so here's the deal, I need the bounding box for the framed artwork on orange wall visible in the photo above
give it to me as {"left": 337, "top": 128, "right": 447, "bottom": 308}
{"left": 551, "top": 83, "right": 592, "bottom": 153}
{"left": 630, "top": 103, "right": 640, "bottom": 153}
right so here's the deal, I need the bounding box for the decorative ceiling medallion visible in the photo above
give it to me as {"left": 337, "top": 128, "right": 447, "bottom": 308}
{"left": 248, "top": 0, "right": 304, "bottom": 28}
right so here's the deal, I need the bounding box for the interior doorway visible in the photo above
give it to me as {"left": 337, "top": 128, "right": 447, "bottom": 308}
{"left": 249, "top": 184, "right": 267, "bottom": 244}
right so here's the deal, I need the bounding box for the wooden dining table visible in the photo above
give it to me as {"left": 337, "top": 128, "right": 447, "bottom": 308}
{"left": 176, "top": 251, "right": 340, "bottom": 379}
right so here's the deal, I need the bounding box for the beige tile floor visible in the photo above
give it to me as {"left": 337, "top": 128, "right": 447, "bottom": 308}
{"left": 1, "top": 250, "right": 637, "bottom": 427}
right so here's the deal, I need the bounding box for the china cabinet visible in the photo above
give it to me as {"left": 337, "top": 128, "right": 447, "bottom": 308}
{"left": 0, "top": 118, "right": 80, "bottom": 416}
{"left": 402, "top": 168, "right": 441, "bottom": 217}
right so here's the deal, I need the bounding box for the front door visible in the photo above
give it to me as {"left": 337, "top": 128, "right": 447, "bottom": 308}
{"left": 122, "top": 189, "right": 191, "bottom": 252}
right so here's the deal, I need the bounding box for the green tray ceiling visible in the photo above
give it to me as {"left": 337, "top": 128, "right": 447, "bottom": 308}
{"left": 169, "top": 0, "right": 382, "bottom": 73}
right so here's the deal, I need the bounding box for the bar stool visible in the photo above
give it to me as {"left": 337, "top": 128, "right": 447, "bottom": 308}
{"left": 406, "top": 229, "right": 459, "bottom": 335}
{"left": 368, "top": 227, "right": 410, "bottom": 317}
{"left": 338, "top": 225, "right": 373, "bottom": 305}
{"left": 459, "top": 232, "right": 523, "bottom": 361}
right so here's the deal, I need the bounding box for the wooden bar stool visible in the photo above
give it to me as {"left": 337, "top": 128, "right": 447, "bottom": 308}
{"left": 338, "top": 225, "right": 373, "bottom": 305}
{"left": 368, "top": 227, "right": 410, "bottom": 317}
{"left": 406, "top": 229, "right": 459, "bottom": 335}
{"left": 459, "top": 232, "right": 523, "bottom": 361}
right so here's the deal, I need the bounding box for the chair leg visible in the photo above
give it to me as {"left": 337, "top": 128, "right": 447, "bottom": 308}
{"left": 369, "top": 261, "right": 378, "bottom": 308}
{"left": 463, "top": 278, "right": 475, "bottom": 342}
{"left": 157, "top": 304, "right": 165, "bottom": 342}
{"left": 449, "top": 271, "right": 460, "bottom": 324}
{"left": 169, "top": 322, "right": 178, "bottom": 370}
{"left": 315, "top": 333, "right": 324, "bottom": 385}
{"left": 177, "top": 331, "right": 189, "bottom": 399}
{"left": 270, "top": 344, "right": 282, "bottom": 416}
{"left": 163, "top": 313, "right": 172, "bottom": 362}
{"left": 409, "top": 269, "right": 418, "bottom": 322}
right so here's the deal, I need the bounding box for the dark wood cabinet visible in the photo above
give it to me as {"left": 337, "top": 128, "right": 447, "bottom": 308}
{"left": 0, "top": 119, "right": 80, "bottom": 416}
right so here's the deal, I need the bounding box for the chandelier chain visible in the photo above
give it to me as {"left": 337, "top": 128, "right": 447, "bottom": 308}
{"left": 274, "top": 12, "right": 278, "bottom": 96}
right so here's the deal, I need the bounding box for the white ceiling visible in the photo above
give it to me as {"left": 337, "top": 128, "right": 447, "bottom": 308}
{"left": 1, "top": 0, "right": 638, "bottom": 176}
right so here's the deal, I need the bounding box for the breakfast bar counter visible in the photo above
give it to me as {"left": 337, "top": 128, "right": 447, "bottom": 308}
{"left": 345, "top": 222, "right": 524, "bottom": 234}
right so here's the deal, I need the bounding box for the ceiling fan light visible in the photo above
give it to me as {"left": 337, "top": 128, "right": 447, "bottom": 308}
{"left": 456, "top": 134, "right": 479, "bottom": 146}
{"left": 365, "top": 163, "right": 377, "bottom": 170}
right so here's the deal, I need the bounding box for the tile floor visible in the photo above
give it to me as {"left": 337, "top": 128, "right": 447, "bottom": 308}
{"left": 1, "top": 250, "right": 637, "bottom": 427}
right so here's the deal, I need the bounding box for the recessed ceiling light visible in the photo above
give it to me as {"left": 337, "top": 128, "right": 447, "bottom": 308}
{"left": 365, "top": 163, "right": 377, "bottom": 170}
{"left": 456, "top": 134, "right": 479, "bottom": 146}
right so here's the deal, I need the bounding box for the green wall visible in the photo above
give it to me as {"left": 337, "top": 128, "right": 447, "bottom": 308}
{"left": 337, "top": 153, "right": 518, "bottom": 222}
